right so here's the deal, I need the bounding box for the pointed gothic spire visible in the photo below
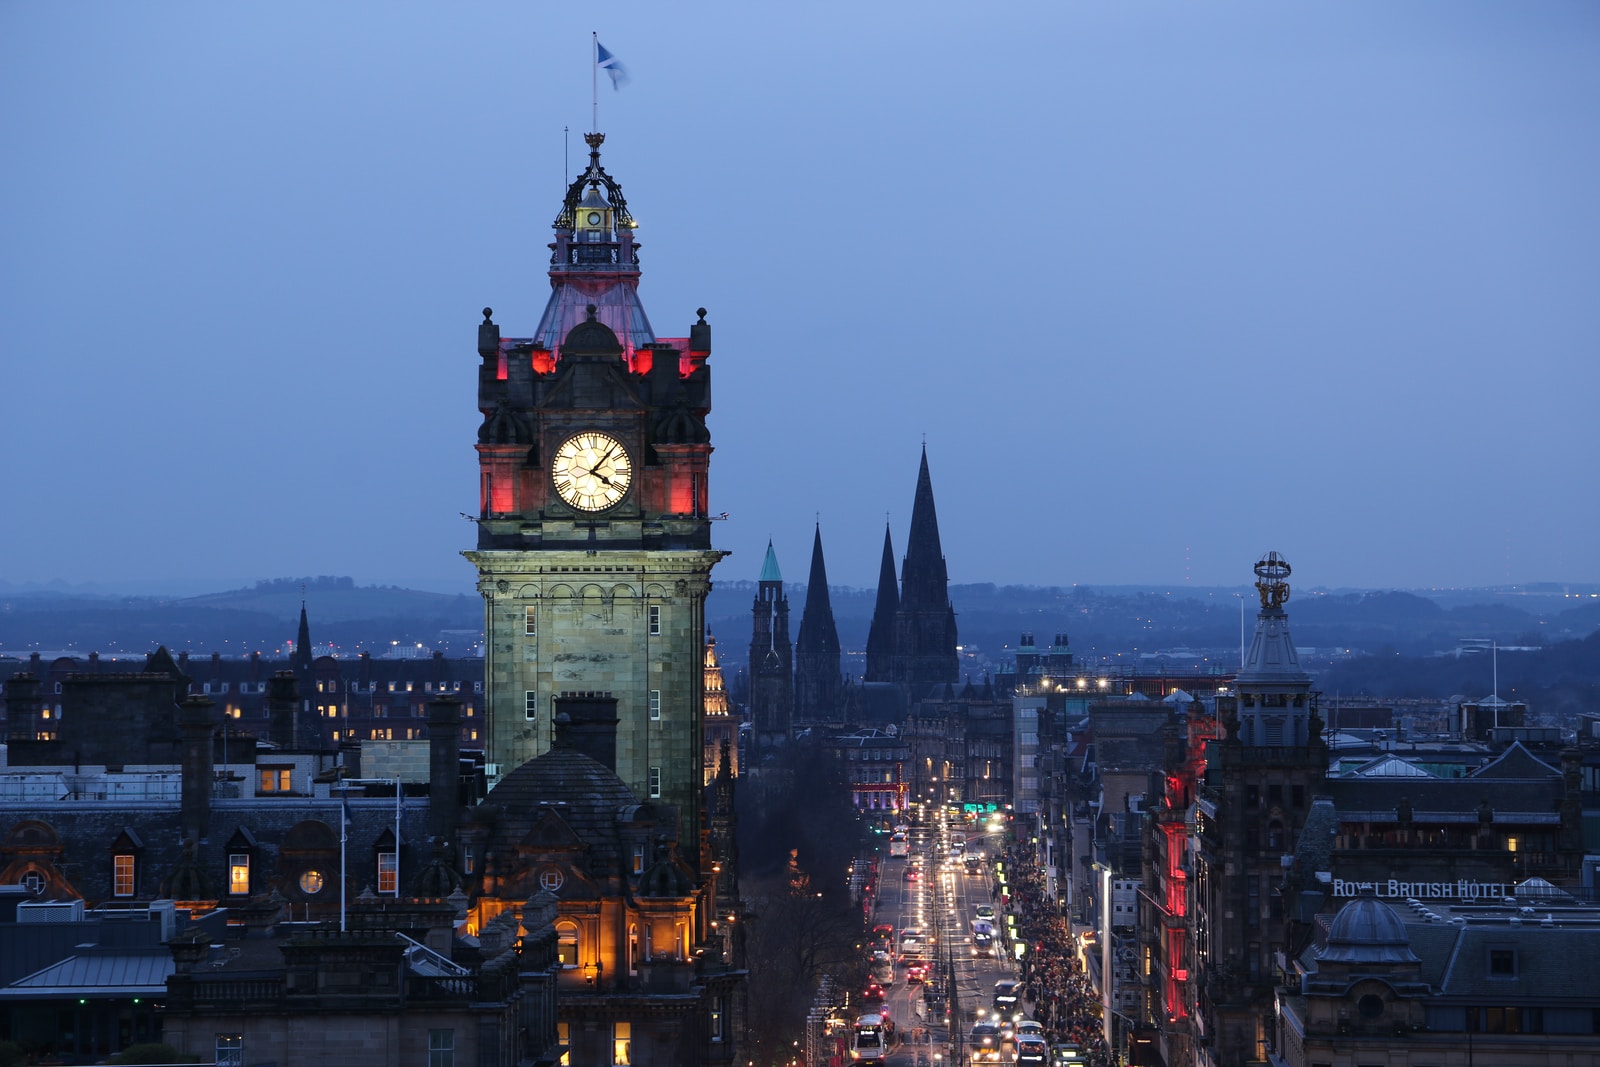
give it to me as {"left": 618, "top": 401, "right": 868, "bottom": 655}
{"left": 292, "top": 601, "right": 313, "bottom": 675}
{"left": 795, "top": 524, "right": 842, "bottom": 722}
{"left": 900, "top": 444, "right": 949, "bottom": 609}
{"left": 864, "top": 523, "right": 899, "bottom": 683}
{"left": 797, "top": 525, "right": 839, "bottom": 652}
{"left": 893, "top": 446, "right": 959, "bottom": 689}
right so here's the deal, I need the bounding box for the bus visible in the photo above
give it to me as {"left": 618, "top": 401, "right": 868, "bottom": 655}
{"left": 888, "top": 831, "right": 910, "bottom": 858}
{"left": 850, "top": 1013, "right": 887, "bottom": 1062}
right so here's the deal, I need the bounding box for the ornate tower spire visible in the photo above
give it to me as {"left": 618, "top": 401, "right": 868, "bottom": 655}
{"left": 536, "top": 131, "right": 655, "bottom": 356}
{"left": 794, "top": 524, "right": 842, "bottom": 723}
{"left": 1234, "top": 551, "right": 1315, "bottom": 746}
{"left": 894, "top": 446, "right": 959, "bottom": 690}
{"left": 864, "top": 523, "right": 899, "bottom": 683}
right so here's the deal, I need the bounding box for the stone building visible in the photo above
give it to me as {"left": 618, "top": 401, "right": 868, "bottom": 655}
{"left": 1273, "top": 893, "right": 1600, "bottom": 1066}
{"left": 1191, "top": 553, "right": 1329, "bottom": 1067}
{"left": 460, "top": 694, "right": 745, "bottom": 1065}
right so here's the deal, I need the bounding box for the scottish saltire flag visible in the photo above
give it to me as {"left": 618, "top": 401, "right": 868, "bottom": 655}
{"left": 597, "top": 40, "right": 629, "bottom": 90}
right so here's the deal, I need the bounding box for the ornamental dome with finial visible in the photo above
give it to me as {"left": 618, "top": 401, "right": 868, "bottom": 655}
{"left": 1254, "top": 551, "right": 1292, "bottom": 612}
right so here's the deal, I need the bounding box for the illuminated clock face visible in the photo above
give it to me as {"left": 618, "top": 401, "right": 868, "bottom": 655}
{"left": 551, "top": 431, "right": 632, "bottom": 512}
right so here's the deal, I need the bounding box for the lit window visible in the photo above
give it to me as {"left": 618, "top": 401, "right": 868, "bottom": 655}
{"left": 647, "top": 605, "right": 661, "bottom": 635}
{"left": 525, "top": 691, "right": 538, "bottom": 721}
{"left": 428, "top": 1029, "right": 454, "bottom": 1067}
{"left": 649, "top": 767, "right": 662, "bottom": 799}
{"left": 540, "top": 867, "right": 565, "bottom": 892}
{"left": 299, "top": 870, "right": 324, "bottom": 894}
{"left": 612, "top": 1022, "right": 631, "bottom": 1065}
{"left": 378, "top": 851, "right": 397, "bottom": 894}
{"left": 113, "top": 854, "right": 135, "bottom": 897}
{"left": 710, "top": 1002, "right": 725, "bottom": 1041}
{"left": 632, "top": 843, "right": 646, "bottom": 875}
{"left": 557, "top": 923, "right": 578, "bottom": 968}
{"left": 525, "top": 606, "right": 537, "bottom": 636}
{"left": 259, "top": 767, "right": 293, "bottom": 793}
{"left": 215, "top": 1035, "right": 243, "bottom": 1067}
{"left": 648, "top": 690, "right": 661, "bottom": 721}
{"left": 228, "top": 854, "right": 250, "bottom": 896}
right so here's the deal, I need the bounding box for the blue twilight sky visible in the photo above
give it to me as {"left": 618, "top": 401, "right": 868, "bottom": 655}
{"left": 2, "top": 2, "right": 1597, "bottom": 596}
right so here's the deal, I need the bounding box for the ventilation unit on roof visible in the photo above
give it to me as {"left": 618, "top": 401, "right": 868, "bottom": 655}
{"left": 17, "top": 900, "right": 84, "bottom": 923}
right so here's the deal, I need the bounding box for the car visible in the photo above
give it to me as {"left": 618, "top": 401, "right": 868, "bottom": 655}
{"left": 905, "top": 959, "right": 930, "bottom": 983}
{"left": 1017, "top": 1020, "right": 1045, "bottom": 1041}
{"left": 993, "top": 979, "right": 1021, "bottom": 1014}
{"left": 1051, "top": 1043, "right": 1086, "bottom": 1065}
{"left": 861, "top": 980, "right": 887, "bottom": 1004}
{"left": 903, "top": 867, "right": 919, "bottom": 881}
{"left": 998, "top": 1017, "right": 1017, "bottom": 1044}
{"left": 974, "top": 904, "right": 995, "bottom": 922}
{"left": 968, "top": 1023, "right": 1001, "bottom": 1063}
{"left": 965, "top": 855, "right": 983, "bottom": 875}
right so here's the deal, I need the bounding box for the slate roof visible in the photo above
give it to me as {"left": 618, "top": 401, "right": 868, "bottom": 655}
{"left": 1431, "top": 923, "right": 1600, "bottom": 1001}
{"left": 1469, "top": 741, "right": 1559, "bottom": 780}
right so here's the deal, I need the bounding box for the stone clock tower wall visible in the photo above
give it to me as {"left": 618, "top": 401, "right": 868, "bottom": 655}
{"left": 464, "top": 134, "right": 725, "bottom": 872}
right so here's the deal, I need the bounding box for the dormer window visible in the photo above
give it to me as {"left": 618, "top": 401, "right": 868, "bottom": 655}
{"left": 1489, "top": 948, "right": 1517, "bottom": 978}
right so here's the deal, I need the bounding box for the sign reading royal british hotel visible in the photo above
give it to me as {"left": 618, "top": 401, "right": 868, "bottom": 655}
{"left": 1332, "top": 878, "right": 1521, "bottom": 900}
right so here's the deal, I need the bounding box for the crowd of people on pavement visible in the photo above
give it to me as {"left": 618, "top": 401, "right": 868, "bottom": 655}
{"left": 1002, "top": 836, "right": 1116, "bottom": 1066}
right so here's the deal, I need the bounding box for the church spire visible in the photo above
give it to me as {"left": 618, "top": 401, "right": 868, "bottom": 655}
{"left": 292, "top": 600, "right": 313, "bottom": 676}
{"left": 894, "top": 446, "right": 958, "bottom": 689}
{"left": 900, "top": 445, "right": 949, "bottom": 609}
{"left": 795, "top": 524, "right": 842, "bottom": 723}
{"left": 864, "top": 523, "right": 899, "bottom": 683}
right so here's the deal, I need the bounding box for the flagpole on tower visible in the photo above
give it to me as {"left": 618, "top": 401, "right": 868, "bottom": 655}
{"left": 592, "top": 31, "right": 599, "bottom": 133}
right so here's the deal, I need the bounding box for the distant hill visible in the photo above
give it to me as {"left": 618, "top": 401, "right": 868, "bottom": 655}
{"left": 0, "top": 576, "right": 479, "bottom": 657}
{"left": 5, "top": 577, "right": 1597, "bottom": 704}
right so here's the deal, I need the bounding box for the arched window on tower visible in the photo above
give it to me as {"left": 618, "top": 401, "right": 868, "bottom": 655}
{"left": 556, "top": 921, "right": 579, "bottom": 969}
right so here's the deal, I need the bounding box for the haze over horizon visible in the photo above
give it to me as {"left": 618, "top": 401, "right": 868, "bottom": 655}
{"left": 4, "top": 3, "right": 1596, "bottom": 594}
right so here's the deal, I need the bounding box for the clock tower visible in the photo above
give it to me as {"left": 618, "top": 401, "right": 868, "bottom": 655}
{"left": 464, "top": 133, "right": 725, "bottom": 868}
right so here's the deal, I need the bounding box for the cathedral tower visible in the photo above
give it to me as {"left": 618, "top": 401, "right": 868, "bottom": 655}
{"left": 793, "top": 524, "right": 842, "bottom": 724}
{"left": 892, "top": 446, "right": 959, "bottom": 691}
{"left": 749, "top": 541, "right": 792, "bottom": 750}
{"left": 464, "top": 133, "right": 725, "bottom": 869}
